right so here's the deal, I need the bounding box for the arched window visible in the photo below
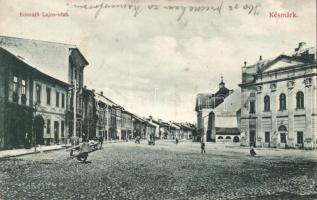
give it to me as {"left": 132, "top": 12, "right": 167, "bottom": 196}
{"left": 233, "top": 136, "right": 239, "bottom": 143}
{"left": 225, "top": 136, "right": 231, "bottom": 140}
{"left": 218, "top": 136, "right": 223, "bottom": 140}
{"left": 296, "top": 91, "right": 304, "bottom": 109}
{"left": 264, "top": 95, "right": 270, "bottom": 111}
{"left": 279, "top": 93, "right": 286, "bottom": 110}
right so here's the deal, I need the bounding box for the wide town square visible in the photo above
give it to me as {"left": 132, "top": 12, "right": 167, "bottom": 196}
{"left": 0, "top": 0, "right": 316, "bottom": 199}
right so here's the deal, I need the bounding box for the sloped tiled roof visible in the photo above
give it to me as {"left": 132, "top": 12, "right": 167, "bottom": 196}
{"left": 213, "top": 89, "right": 241, "bottom": 113}
{"left": 0, "top": 35, "right": 88, "bottom": 83}
{"left": 95, "top": 93, "right": 118, "bottom": 107}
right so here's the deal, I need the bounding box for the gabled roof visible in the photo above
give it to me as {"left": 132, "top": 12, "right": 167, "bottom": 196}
{"left": 213, "top": 89, "right": 241, "bottom": 113}
{"left": 261, "top": 55, "right": 305, "bottom": 73}
{"left": 95, "top": 93, "right": 118, "bottom": 107}
{"left": 0, "top": 35, "right": 89, "bottom": 84}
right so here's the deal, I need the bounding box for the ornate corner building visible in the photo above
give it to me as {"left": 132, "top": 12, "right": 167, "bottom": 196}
{"left": 239, "top": 42, "right": 317, "bottom": 149}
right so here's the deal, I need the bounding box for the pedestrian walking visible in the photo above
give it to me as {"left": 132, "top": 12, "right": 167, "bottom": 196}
{"left": 250, "top": 146, "right": 256, "bottom": 156}
{"left": 175, "top": 138, "right": 179, "bottom": 144}
{"left": 201, "top": 141, "right": 206, "bottom": 154}
{"left": 98, "top": 135, "right": 103, "bottom": 149}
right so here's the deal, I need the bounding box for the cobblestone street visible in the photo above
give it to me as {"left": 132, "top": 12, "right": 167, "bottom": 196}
{"left": 0, "top": 141, "right": 316, "bottom": 200}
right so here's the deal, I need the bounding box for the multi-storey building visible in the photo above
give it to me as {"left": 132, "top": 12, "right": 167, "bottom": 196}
{"left": 33, "top": 73, "right": 69, "bottom": 145}
{"left": 95, "top": 92, "right": 115, "bottom": 141}
{"left": 239, "top": 42, "right": 316, "bottom": 149}
{"left": 0, "top": 46, "right": 69, "bottom": 148}
{"left": 0, "top": 35, "right": 89, "bottom": 148}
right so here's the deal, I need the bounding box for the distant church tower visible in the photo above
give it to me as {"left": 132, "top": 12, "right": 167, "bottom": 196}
{"left": 215, "top": 76, "right": 230, "bottom": 98}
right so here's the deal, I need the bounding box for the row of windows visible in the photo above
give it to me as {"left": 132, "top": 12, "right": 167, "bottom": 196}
{"left": 250, "top": 91, "right": 305, "bottom": 113}
{"left": 35, "top": 84, "right": 65, "bottom": 108}
{"left": 46, "top": 119, "right": 65, "bottom": 137}
{"left": 264, "top": 131, "right": 303, "bottom": 144}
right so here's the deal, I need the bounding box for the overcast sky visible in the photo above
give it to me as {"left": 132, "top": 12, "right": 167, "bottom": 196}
{"left": 0, "top": 0, "right": 316, "bottom": 123}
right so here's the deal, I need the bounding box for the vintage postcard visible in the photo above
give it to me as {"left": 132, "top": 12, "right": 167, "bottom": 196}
{"left": 0, "top": 0, "right": 316, "bottom": 199}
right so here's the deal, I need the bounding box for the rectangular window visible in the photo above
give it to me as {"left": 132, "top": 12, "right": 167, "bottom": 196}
{"left": 297, "top": 132, "right": 303, "bottom": 144}
{"left": 21, "top": 79, "right": 26, "bottom": 95}
{"left": 13, "top": 75, "right": 18, "bottom": 93}
{"left": 249, "top": 101, "right": 255, "bottom": 114}
{"left": 36, "top": 84, "right": 41, "bottom": 104}
{"left": 21, "top": 79, "right": 26, "bottom": 104}
{"left": 56, "top": 91, "right": 60, "bottom": 107}
{"left": 46, "top": 87, "right": 51, "bottom": 105}
{"left": 265, "top": 132, "right": 270, "bottom": 143}
{"left": 46, "top": 119, "right": 51, "bottom": 134}
{"left": 61, "top": 93, "right": 65, "bottom": 108}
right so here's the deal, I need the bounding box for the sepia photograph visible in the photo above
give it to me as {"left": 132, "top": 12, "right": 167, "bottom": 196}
{"left": 0, "top": 0, "right": 316, "bottom": 199}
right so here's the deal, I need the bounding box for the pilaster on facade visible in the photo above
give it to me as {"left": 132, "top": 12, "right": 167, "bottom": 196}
{"left": 239, "top": 42, "right": 316, "bottom": 150}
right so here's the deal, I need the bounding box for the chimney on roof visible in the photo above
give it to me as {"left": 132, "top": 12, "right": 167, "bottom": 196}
{"left": 100, "top": 91, "right": 103, "bottom": 96}
{"left": 92, "top": 89, "right": 95, "bottom": 93}
{"left": 83, "top": 85, "right": 87, "bottom": 89}
{"left": 259, "top": 56, "right": 262, "bottom": 61}
{"left": 149, "top": 116, "right": 153, "bottom": 121}
{"left": 244, "top": 61, "right": 247, "bottom": 66}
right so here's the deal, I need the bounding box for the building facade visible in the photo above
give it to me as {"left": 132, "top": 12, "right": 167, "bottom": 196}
{"left": 0, "top": 46, "right": 70, "bottom": 149}
{"left": 210, "top": 90, "right": 241, "bottom": 143}
{"left": 0, "top": 47, "right": 34, "bottom": 149}
{"left": 195, "top": 78, "right": 233, "bottom": 142}
{"left": 121, "top": 110, "right": 132, "bottom": 141}
{"left": 239, "top": 42, "right": 317, "bottom": 149}
{"left": 0, "top": 35, "right": 89, "bottom": 148}
{"left": 33, "top": 72, "right": 69, "bottom": 145}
